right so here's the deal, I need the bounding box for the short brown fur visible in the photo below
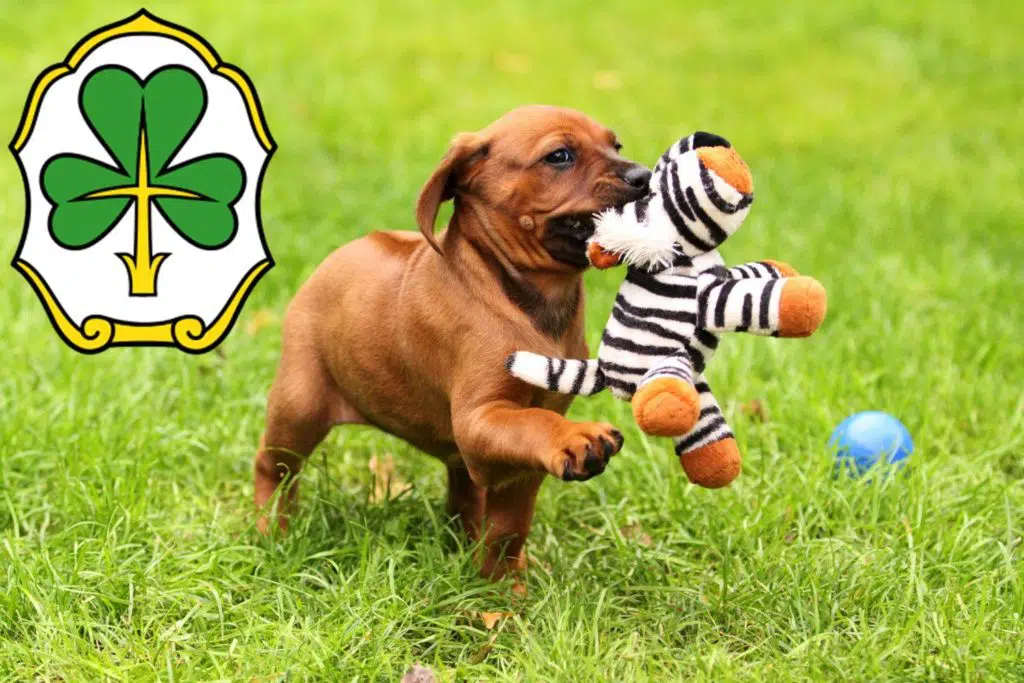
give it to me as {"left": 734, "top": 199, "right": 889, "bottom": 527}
{"left": 254, "top": 106, "right": 649, "bottom": 579}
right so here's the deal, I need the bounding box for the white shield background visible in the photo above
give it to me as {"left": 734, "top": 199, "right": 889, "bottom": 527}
{"left": 14, "top": 33, "right": 272, "bottom": 328}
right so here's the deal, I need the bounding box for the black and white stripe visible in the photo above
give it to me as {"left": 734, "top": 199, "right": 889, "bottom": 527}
{"left": 652, "top": 131, "right": 732, "bottom": 180}
{"left": 697, "top": 272, "right": 785, "bottom": 336}
{"left": 660, "top": 153, "right": 752, "bottom": 257}
{"left": 728, "top": 261, "right": 786, "bottom": 280}
{"left": 673, "top": 377, "right": 733, "bottom": 456}
{"left": 639, "top": 351, "right": 693, "bottom": 388}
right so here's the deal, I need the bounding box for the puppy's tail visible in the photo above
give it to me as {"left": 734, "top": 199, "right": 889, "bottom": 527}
{"left": 505, "top": 352, "right": 606, "bottom": 396}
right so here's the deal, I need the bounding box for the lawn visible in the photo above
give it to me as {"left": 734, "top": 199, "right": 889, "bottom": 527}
{"left": 1, "top": 1, "right": 1022, "bottom": 680}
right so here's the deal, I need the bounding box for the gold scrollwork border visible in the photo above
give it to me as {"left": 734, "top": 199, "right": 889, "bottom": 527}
{"left": 14, "top": 259, "right": 271, "bottom": 354}
{"left": 10, "top": 9, "right": 276, "bottom": 354}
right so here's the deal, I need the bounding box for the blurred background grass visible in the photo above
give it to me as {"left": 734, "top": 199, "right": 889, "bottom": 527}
{"left": 1, "top": 1, "right": 1022, "bottom": 680}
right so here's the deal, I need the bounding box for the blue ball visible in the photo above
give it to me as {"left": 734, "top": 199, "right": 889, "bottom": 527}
{"left": 830, "top": 411, "right": 913, "bottom": 477}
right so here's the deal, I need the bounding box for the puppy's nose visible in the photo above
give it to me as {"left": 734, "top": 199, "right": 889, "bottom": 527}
{"left": 620, "top": 165, "right": 652, "bottom": 189}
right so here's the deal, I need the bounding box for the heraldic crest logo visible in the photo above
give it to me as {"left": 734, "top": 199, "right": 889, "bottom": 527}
{"left": 10, "top": 9, "right": 275, "bottom": 353}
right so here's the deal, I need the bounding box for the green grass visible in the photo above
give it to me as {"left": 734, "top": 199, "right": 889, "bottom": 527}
{"left": 2, "top": 0, "right": 1023, "bottom": 680}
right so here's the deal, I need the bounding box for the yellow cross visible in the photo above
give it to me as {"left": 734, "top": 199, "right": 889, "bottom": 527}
{"left": 82, "top": 127, "right": 201, "bottom": 296}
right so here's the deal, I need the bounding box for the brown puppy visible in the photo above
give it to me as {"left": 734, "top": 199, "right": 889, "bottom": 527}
{"left": 254, "top": 106, "right": 651, "bottom": 579}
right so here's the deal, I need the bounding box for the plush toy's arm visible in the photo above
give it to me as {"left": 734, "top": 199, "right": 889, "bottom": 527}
{"left": 697, "top": 272, "right": 827, "bottom": 337}
{"left": 727, "top": 260, "right": 800, "bottom": 279}
{"left": 506, "top": 353, "right": 607, "bottom": 396}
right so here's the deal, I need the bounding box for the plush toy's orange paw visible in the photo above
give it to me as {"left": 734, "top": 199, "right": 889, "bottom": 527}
{"left": 679, "top": 437, "right": 741, "bottom": 488}
{"left": 631, "top": 377, "right": 700, "bottom": 437}
{"left": 777, "top": 276, "right": 827, "bottom": 337}
{"left": 587, "top": 242, "right": 621, "bottom": 270}
{"left": 762, "top": 259, "right": 799, "bottom": 278}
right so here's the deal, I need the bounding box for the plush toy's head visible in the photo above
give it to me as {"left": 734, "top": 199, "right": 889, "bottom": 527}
{"left": 588, "top": 132, "right": 754, "bottom": 270}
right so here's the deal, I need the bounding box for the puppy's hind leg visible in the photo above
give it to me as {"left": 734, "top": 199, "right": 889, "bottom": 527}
{"left": 255, "top": 354, "right": 364, "bottom": 534}
{"left": 479, "top": 473, "right": 545, "bottom": 583}
{"left": 447, "top": 460, "right": 487, "bottom": 542}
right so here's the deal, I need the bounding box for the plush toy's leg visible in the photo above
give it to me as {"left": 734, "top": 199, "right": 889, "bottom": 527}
{"left": 699, "top": 274, "right": 827, "bottom": 338}
{"left": 631, "top": 352, "right": 700, "bottom": 437}
{"left": 727, "top": 260, "right": 798, "bottom": 279}
{"left": 673, "top": 378, "right": 741, "bottom": 488}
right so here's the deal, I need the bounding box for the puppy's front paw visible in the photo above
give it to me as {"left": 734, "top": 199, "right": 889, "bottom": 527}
{"left": 550, "top": 422, "right": 624, "bottom": 481}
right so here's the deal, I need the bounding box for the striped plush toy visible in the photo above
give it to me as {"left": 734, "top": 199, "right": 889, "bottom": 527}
{"left": 506, "top": 132, "right": 827, "bottom": 488}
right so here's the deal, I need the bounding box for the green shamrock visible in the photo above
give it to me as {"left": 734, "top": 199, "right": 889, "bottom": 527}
{"left": 41, "top": 65, "right": 245, "bottom": 295}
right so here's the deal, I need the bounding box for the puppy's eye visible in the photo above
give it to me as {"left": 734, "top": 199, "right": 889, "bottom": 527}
{"left": 613, "top": 142, "right": 623, "bottom": 152}
{"left": 544, "top": 148, "right": 574, "bottom": 167}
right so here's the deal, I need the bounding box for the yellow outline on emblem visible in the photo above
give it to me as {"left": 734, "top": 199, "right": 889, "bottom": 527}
{"left": 9, "top": 9, "right": 275, "bottom": 354}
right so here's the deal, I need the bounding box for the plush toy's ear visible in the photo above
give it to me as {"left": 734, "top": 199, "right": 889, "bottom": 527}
{"left": 694, "top": 146, "right": 753, "bottom": 194}
{"left": 416, "top": 133, "right": 488, "bottom": 255}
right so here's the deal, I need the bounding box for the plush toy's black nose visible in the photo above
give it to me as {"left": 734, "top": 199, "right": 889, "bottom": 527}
{"left": 692, "top": 131, "right": 731, "bottom": 149}
{"left": 620, "top": 165, "right": 652, "bottom": 189}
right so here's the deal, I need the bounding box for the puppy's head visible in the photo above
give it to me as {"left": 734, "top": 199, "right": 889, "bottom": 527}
{"left": 416, "top": 105, "right": 651, "bottom": 269}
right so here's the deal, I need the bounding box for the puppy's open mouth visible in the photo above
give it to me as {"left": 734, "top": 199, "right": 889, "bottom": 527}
{"left": 542, "top": 213, "right": 601, "bottom": 268}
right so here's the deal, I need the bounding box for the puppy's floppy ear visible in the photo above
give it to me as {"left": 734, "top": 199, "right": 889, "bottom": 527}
{"left": 416, "top": 132, "right": 488, "bottom": 254}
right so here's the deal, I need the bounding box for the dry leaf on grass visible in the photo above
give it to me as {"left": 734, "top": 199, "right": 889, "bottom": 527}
{"left": 368, "top": 454, "right": 412, "bottom": 503}
{"left": 741, "top": 399, "right": 768, "bottom": 422}
{"left": 246, "top": 309, "right": 278, "bottom": 336}
{"left": 479, "top": 611, "right": 513, "bottom": 630}
{"left": 526, "top": 551, "right": 552, "bottom": 573}
{"left": 621, "top": 522, "right": 653, "bottom": 547}
{"left": 401, "top": 663, "right": 436, "bottom": 683}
